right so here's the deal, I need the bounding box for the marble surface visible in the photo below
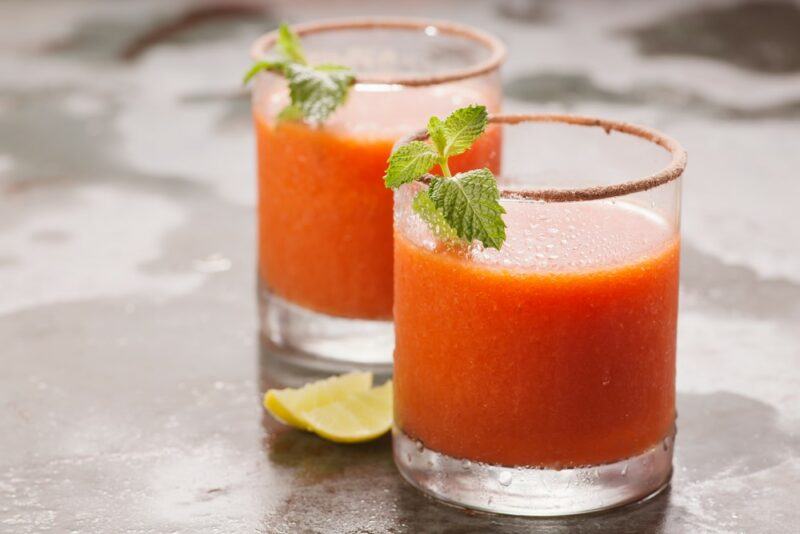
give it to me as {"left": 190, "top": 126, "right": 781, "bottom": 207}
{"left": 1, "top": 1, "right": 798, "bottom": 532}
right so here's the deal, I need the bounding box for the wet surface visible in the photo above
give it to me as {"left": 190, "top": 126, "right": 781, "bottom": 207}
{"left": 1, "top": 1, "right": 798, "bottom": 532}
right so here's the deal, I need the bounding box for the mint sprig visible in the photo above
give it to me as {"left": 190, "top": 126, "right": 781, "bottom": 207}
{"left": 384, "top": 141, "right": 440, "bottom": 189}
{"left": 383, "top": 105, "right": 506, "bottom": 250}
{"left": 276, "top": 23, "right": 307, "bottom": 65}
{"left": 412, "top": 190, "right": 459, "bottom": 242}
{"left": 243, "top": 23, "right": 354, "bottom": 123}
{"left": 284, "top": 63, "right": 354, "bottom": 122}
{"left": 438, "top": 105, "right": 488, "bottom": 159}
{"left": 428, "top": 169, "right": 506, "bottom": 249}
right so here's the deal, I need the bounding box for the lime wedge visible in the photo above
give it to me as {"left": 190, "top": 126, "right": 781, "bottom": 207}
{"left": 263, "top": 372, "right": 372, "bottom": 428}
{"left": 303, "top": 381, "right": 393, "bottom": 443}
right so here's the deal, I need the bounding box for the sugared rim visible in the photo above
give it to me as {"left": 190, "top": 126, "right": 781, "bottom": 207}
{"left": 249, "top": 17, "right": 506, "bottom": 86}
{"left": 398, "top": 113, "right": 688, "bottom": 202}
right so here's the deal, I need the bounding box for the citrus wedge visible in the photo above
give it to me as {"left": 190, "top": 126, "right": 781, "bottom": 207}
{"left": 303, "top": 380, "right": 393, "bottom": 443}
{"left": 263, "top": 372, "right": 372, "bottom": 428}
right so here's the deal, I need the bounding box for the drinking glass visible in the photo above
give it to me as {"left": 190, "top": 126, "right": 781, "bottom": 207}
{"left": 250, "top": 19, "right": 505, "bottom": 370}
{"left": 392, "top": 114, "right": 686, "bottom": 515}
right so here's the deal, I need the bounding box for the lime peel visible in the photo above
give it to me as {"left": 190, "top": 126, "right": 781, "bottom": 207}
{"left": 263, "top": 372, "right": 393, "bottom": 443}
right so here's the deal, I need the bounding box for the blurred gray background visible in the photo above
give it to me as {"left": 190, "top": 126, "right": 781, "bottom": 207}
{"left": 1, "top": 1, "right": 798, "bottom": 533}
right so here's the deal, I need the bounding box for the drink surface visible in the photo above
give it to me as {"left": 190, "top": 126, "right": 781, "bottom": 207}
{"left": 255, "top": 83, "right": 501, "bottom": 319}
{"left": 393, "top": 200, "right": 680, "bottom": 467}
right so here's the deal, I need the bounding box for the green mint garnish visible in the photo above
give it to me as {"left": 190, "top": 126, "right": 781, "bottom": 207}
{"left": 384, "top": 141, "right": 440, "bottom": 189}
{"left": 437, "top": 105, "right": 488, "bottom": 159}
{"left": 243, "top": 59, "right": 285, "bottom": 84}
{"left": 284, "top": 63, "right": 354, "bottom": 122}
{"left": 276, "top": 104, "right": 304, "bottom": 122}
{"left": 243, "top": 23, "right": 354, "bottom": 123}
{"left": 412, "top": 190, "right": 459, "bottom": 242}
{"left": 276, "top": 23, "right": 307, "bottom": 65}
{"left": 383, "top": 105, "right": 506, "bottom": 250}
{"left": 428, "top": 169, "right": 506, "bottom": 249}
{"left": 427, "top": 116, "right": 448, "bottom": 156}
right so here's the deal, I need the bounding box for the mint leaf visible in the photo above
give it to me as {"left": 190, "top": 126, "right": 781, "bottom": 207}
{"left": 242, "top": 23, "right": 303, "bottom": 83}
{"left": 243, "top": 23, "right": 354, "bottom": 122}
{"left": 427, "top": 116, "right": 447, "bottom": 156}
{"left": 242, "top": 59, "right": 286, "bottom": 84}
{"left": 428, "top": 168, "right": 506, "bottom": 249}
{"left": 412, "top": 190, "right": 458, "bottom": 241}
{"left": 314, "top": 63, "right": 350, "bottom": 72}
{"left": 384, "top": 141, "right": 439, "bottom": 188}
{"left": 285, "top": 63, "right": 354, "bottom": 122}
{"left": 277, "top": 23, "right": 307, "bottom": 65}
{"left": 383, "top": 105, "right": 506, "bottom": 249}
{"left": 277, "top": 104, "right": 304, "bottom": 122}
{"left": 441, "top": 104, "right": 488, "bottom": 158}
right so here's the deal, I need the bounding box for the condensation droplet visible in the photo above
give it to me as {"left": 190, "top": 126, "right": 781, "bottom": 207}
{"left": 498, "top": 471, "right": 512, "bottom": 486}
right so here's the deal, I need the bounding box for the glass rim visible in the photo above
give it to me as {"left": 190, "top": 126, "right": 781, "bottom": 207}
{"left": 249, "top": 17, "right": 507, "bottom": 86}
{"left": 397, "top": 113, "right": 688, "bottom": 202}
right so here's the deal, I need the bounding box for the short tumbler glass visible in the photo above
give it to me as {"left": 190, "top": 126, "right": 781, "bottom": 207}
{"left": 392, "top": 114, "right": 686, "bottom": 516}
{"left": 250, "top": 18, "right": 505, "bottom": 370}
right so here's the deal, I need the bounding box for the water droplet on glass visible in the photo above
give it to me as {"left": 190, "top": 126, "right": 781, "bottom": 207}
{"left": 621, "top": 464, "right": 628, "bottom": 476}
{"left": 498, "top": 471, "right": 512, "bottom": 486}
{"left": 461, "top": 460, "right": 471, "bottom": 470}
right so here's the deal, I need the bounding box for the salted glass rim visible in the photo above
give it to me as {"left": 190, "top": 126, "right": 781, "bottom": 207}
{"left": 249, "top": 17, "right": 507, "bottom": 86}
{"left": 397, "top": 113, "right": 688, "bottom": 202}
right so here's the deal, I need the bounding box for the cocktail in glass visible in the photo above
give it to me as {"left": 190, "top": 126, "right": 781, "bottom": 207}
{"left": 392, "top": 114, "right": 686, "bottom": 515}
{"left": 249, "top": 19, "right": 505, "bottom": 369}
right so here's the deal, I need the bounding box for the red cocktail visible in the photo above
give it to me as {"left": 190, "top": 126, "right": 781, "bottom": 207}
{"left": 250, "top": 19, "right": 505, "bottom": 368}
{"left": 392, "top": 114, "right": 686, "bottom": 515}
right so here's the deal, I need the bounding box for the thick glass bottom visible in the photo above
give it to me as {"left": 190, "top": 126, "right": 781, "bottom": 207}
{"left": 258, "top": 287, "right": 394, "bottom": 372}
{"left": 393, "top": 427, "right": 674, "bottom": 516}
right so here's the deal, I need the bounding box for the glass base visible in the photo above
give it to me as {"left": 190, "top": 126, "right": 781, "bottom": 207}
{"left": 258, "top": 287, "right": 394, "bottom": 372}
{"left": 393, "top": 428, "right": 674, "bottom": 517}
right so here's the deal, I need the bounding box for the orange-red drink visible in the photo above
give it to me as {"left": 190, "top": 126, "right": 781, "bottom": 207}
{"left": 255, "top": 109, "right": 501, "bottom": 320}
{"left": 391, "top": 114, "right": 686, "bottom": 516}
{"left": 394, "top": 202, "right": 679, "bottom": 467}
{"left": 249, "top": 19, "right": 505, "bottom": 367}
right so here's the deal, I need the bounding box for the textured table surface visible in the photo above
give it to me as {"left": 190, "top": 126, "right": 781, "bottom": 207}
{"left": 1, "top": 1, "right": 799, "bottom": 532}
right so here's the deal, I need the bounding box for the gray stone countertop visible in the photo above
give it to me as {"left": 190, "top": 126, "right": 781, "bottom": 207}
{"left": 1, "top": 1, "right": 798, "bottom": 532}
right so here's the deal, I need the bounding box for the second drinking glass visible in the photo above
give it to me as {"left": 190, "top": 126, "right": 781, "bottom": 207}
{"left": 392, "top": 113, "right": 686, "bottom": 516}
{"left": 250, "top": 19, "right": 505, "bottom": 369}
